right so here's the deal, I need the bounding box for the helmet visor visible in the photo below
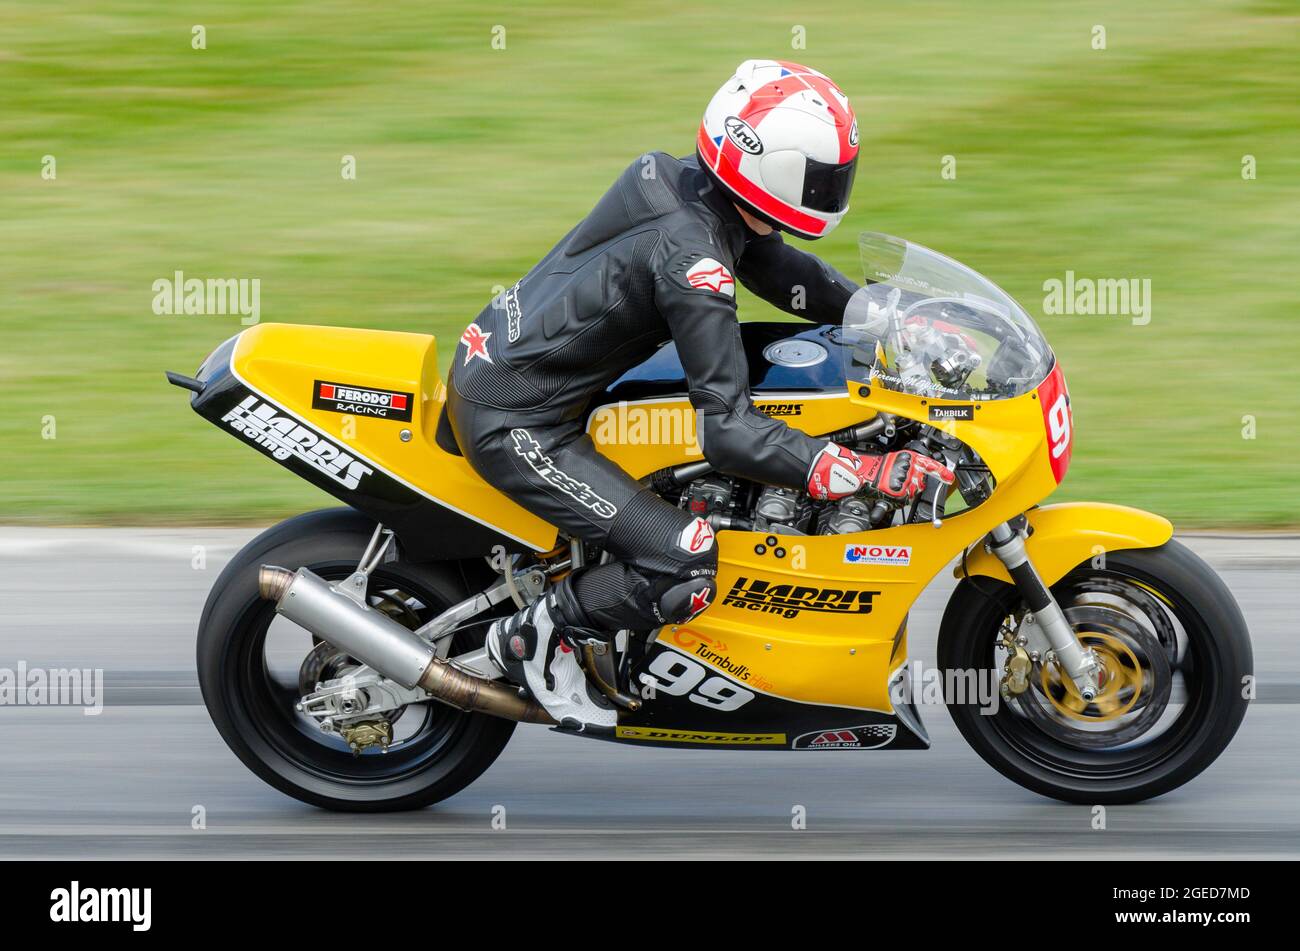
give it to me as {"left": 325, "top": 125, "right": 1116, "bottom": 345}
{"left": 801, "top": 156, "right": 857, "bottom": 213}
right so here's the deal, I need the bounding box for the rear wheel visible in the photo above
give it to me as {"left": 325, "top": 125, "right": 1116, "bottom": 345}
{"left": 198, "top": 508, "right": 515, "bottom": 811}
{"left": 938, "top": 539, "right": 1252, "bottom": 803}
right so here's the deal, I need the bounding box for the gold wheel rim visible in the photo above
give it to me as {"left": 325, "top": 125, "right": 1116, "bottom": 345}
{"left": 1040, "top": 631, "right": 1144, "bottom": 722}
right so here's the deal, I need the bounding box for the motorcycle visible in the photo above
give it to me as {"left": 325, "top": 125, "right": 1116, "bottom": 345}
{"left": 169, "top": 233, "right": 1251, "bottom": 810}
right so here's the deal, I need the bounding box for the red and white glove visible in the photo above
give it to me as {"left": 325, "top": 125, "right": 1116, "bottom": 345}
{"left": 806, "top": 442, "right": 955, "bottom": 503}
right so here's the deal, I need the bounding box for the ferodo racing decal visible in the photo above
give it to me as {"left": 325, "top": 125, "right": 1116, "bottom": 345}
{"left": 222, "top": 395, "right": 373, "bottom": 490}
{"left": 685, "top": 258, "right": 735, "bottom": 297}
{"left": 1037, "top": 363, "right": 1073, "bottom": 484}
{"left": 313, "top": 381, "right": 413, "bottom": 421}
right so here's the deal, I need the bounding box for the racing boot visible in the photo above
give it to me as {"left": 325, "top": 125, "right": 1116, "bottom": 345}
{"left": 484, "top": 594, "right": 617, "bottom": 735}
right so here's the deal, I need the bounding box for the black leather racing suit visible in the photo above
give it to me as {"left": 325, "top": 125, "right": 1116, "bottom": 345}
{"left": 446, "top": 152, "right": 858, "bottom": 634}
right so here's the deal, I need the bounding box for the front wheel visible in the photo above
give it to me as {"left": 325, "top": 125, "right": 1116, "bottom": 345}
{"left": 198, "top": 508, "right": 516, "bottom": 811}
{"left": 938, "top": 539, "right": 1252, "bottom": 804}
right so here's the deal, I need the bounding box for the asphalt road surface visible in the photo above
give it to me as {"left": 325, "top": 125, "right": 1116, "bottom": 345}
{"left": 2, "top": 527, "right": 1298, "bottom": 859}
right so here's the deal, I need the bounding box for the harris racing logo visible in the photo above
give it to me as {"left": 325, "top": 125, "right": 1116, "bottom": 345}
{"left": 721, "top": 577, "right": 880, "bottom": 619}
{"left": 313, "top": 381, "right": 413, "bottom": 421}
{"left": 510, "top": 429, "right": 618, "bottom": 519}
{"left": 222, "top": 395, "right": 373, "bottom": 490}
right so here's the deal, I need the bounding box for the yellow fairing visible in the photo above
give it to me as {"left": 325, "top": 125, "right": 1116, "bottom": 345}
{"left": 956, "top": 502, "right": 1173, "bottom": 587}
{"left": 587, "top": 394, "right": 869, "bottom": 478}
{"left": 230, "top": 323, "right": 559, "bottom": 551}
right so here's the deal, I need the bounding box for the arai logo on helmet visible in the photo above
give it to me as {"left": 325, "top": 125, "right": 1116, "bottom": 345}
{"left": 848, "top": 119, "right": 859, "bottom": 148}
{"left": 724, "top": 116, "right": 763, "bottom": 154}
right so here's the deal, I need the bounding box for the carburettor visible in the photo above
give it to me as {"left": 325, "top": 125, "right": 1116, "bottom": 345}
{"left": 752, "top": 485, "right": 812, "bottom": 534}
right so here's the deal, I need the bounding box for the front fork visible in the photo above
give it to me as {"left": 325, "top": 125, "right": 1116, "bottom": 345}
{"left": 987, "top": 520, "right": 1102, "bottom": 700}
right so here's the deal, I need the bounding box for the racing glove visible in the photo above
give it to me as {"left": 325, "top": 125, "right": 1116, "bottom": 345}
{"left": 806, "top": 443, "right": 955, "bottom": 503}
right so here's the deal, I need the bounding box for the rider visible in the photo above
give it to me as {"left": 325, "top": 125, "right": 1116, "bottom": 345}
{"left": 445, "top": 60, "right": 952, "bottom": 732}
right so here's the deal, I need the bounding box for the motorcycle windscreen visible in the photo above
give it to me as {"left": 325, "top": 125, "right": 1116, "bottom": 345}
{"left": 843, "top": 233, "right": 1054, "bottom": 402}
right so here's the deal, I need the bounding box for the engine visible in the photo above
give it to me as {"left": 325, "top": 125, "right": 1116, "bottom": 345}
{"left": 658, "top": 417, "right": 993, "bottom": 536}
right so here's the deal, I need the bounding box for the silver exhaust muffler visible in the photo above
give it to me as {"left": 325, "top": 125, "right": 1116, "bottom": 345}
{"left": 259, "top": 565, "right": 554, "bottom": 725}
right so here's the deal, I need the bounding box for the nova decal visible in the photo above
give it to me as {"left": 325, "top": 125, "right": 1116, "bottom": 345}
{"left": 313, "top": 380, "right": 414, "bottom": 421}
{"left": 721, "top": 577, "right": 880, "bottom": 618}
{"left": 509, "top": 429, "right": 618, "bottom": 519}
{"left": 222, "top": 395, "right": 373, "bottom": 490}
{"left": 843, "top": 543, "right": 912, "bottom": 567}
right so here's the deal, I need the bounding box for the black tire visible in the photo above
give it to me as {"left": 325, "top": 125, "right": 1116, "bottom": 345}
{"left": 938, "top": 539, "right": 1252, "bottom": 804}
{"left": 198, "top": 507, "right": 515, "bottom": 811}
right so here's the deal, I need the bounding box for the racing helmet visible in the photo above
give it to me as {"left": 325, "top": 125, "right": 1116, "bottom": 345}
{"left": 697, "top": 59, "right": 859, "bottom": 239}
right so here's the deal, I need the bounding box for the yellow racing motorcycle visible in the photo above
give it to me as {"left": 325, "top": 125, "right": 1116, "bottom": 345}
{"left": 170, "top": 234, "right": 1251, "bottom": 809}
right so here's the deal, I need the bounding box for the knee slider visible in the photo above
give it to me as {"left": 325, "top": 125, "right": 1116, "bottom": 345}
{"left": 655, "top": 576, "right": 717, "bottom": 624}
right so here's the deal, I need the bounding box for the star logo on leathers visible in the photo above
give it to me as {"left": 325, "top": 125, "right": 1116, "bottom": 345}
{"left": 685, "top": 258, "right": 735, "bottom": 297}
{"left": 460, "top": 323, "right": 493, "bottom": 365}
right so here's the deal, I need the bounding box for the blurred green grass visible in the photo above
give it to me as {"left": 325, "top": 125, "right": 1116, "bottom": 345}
{"left": 1, "top": 1, "right": 1297, "bottom": 525}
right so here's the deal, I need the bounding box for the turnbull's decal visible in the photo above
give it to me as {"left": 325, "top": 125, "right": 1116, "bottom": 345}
{"left": 313, "top": 381, "right": 414, "bottom": 421}
{"left": 666, "top": 628, "right": 773, "bottom": 690}
{"left": 222, "top": 395, "right": 373, "bottom": 490}
{"left": 721, "top": 577, "right": 880, "bottom": 619}
{"left": 844, "top": 543, "right": 912, "bottom": 567}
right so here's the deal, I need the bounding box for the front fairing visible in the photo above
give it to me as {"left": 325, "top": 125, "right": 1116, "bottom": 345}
{"left": 845, "top": 233, "right": 1054, "bottom": 402}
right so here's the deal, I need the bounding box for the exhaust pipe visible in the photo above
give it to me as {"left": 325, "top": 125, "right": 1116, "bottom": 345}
{"left": 259, "top": 565, "right": 554, "bottom": 725}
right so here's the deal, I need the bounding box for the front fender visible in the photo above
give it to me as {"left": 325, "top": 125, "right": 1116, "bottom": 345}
{"left": 955, "top": 502, "right": 1174, "bottom": 587}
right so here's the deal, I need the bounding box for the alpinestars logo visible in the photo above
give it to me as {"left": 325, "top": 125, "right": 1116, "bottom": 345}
{"left": 722, "top": 577, "right": 880, "bottom": 619}
{"left": 223, "top": 396, "right": 373, "bottom": 490}
{"left": 678, "top": 517, "right": 715, "bottom": 554}
{"left": 794, "top": 724, "right": 897, "bottom": 750}
{"left": 460, "top": 323, "right": 493, "bottom": 365}
{"left": 510, "top": 429, "right": 617, "bottom": 519}
{"left": 498, "top": 283, "right": 523, "bottom": 343}
{"left": 686, "top": 258, "right": 735, "bottom": 297}
{"left": 313, "top": 381, "right": 413, "bottom": 421}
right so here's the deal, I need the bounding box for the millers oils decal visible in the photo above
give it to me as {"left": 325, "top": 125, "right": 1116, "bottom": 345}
{"left": 793, "top": 724, "right": 897, "bottom": 750}
{"left": 615, "top": 726, "right": 785, "bottom": 745}
{"left": 721, "top": 577, "right": 880, "bottom": 618}
{"left": 313, "top": 381, "right": 414, "bottom": 422}
{"left": 222, "top": 395, "right": 373, "bottom": 490}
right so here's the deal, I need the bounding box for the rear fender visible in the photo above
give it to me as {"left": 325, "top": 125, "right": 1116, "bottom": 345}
{"left": 955, "top": 502, "right": 1173, "bottom": 587}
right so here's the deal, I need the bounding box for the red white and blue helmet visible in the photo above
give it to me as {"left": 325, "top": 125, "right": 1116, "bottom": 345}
{"left": 697, "top": 60, "right": 859, "bottom": 240}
